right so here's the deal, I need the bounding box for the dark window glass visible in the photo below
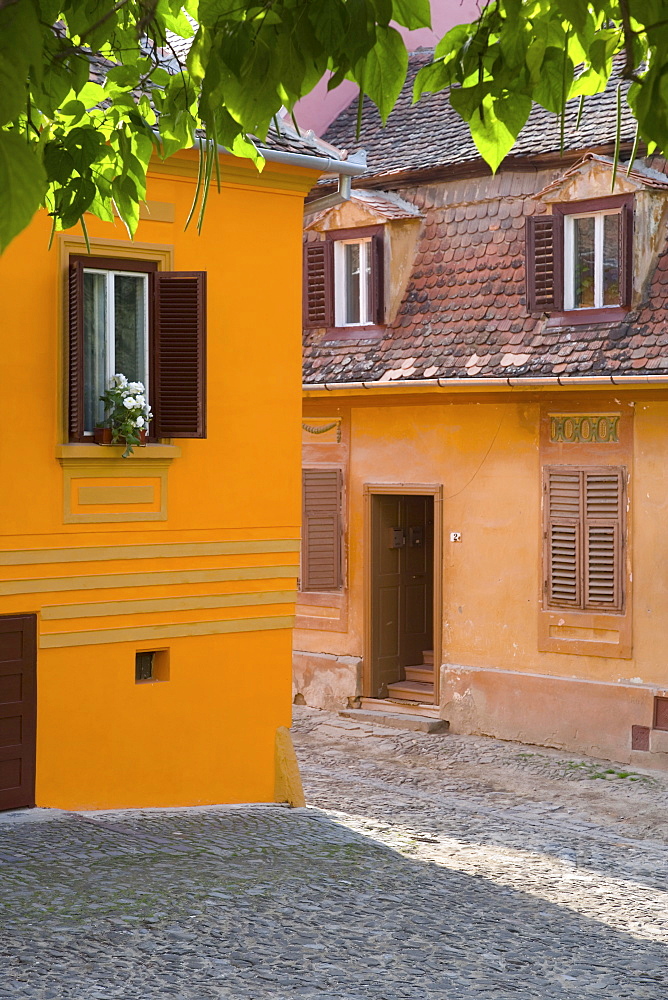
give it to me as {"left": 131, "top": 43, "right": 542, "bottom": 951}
{"left": 344, "top": 243, "right": 361, "bottom": 324}
{"left": 573, "top": 216, "right": 595, "bottom": 308}
{"left": 135, "top": 651, "right": 154, "bottom": 682}
{"left": 115, "top": 274, "right": 147, "bottom": 385}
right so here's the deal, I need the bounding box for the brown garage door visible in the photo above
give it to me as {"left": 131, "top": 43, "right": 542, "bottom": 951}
{"left": 0, "top": 615, "right": 36, "bottom": 810}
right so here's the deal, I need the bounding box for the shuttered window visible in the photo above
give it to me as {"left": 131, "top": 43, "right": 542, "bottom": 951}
{"left": 526, "top": 199, "right": 633, "bottom": 314}
{"left": 302, "top": 468, "right": 343, "bottom": 591}
{"left": 153, "top": 272, "right": 207, "bottom": 438}
{"left": 544, "top": 466, "right": 625, "bottom": 612}
{"left": 68, "top": 259, "right": 206, "bottom": 441}
{"left": 303, "top": 241, "right": 333, "bottom": 328}
{"left": 303, "top": 230, "right": 384, "bottom": 330}
{"left": 526, "top": 216, "right": 563, "bottom": 312}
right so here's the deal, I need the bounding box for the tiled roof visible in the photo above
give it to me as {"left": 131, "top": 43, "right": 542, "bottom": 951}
{"left": 323, "top": 50, "right": 638, "bottom": 181}
{"left": 303, "top": 168, "right": 668, "bottom": 384}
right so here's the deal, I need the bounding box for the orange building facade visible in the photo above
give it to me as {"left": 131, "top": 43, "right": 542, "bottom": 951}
{"left": 0, "top": 139, "right": 350, "bottom": 811}
{"left": 296, "top": 58, "right": 668, "bottom": 769}
{"left": 296, "top": 384, "right": 668, "bottom": 769}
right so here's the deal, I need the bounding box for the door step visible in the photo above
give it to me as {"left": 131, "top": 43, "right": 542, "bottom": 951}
{"left": 404, "top": 664, "right": 433, "bottom": 683}
{"left": 360, "top": 697, "right": 441, "bottom": 719}
{"left": 422, "top": 649, "right": 434, "bottom": 666}
{"left": 339, "top": 709, "right": 448, "bottom": 734}
{"left": 387, "top": 679, "right": 435, "bottom": 703}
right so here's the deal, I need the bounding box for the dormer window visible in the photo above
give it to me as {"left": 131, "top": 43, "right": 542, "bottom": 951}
{"left": 303, "top": 226, "right": 384, "bottom": 337}
{"left": 526, "top": 195, "right": 633, "bottom": 321}
{"left": 564, "top": 210, "right": 621, "bottom": 310}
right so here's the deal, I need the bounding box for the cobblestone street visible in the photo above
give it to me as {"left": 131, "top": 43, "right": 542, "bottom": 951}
{"left": 2, "top": 707, "right": 668, "bottom": 999}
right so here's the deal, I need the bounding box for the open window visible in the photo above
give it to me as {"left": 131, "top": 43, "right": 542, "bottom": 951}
{"left": 68, "top": 257, "right": 207, "bottom": 442}
{"left": 303, "top": 226, "right": 384, "bottom": 335}
{"left": 526, "top": 196, "right": 633, "bottom": 319}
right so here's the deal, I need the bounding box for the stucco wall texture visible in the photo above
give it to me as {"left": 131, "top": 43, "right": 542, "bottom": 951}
{"left": 0, "top": 151, "right": 318, "bottom": 809}
{"left": 295, "top": 392, "right": 668, "bottom": 769}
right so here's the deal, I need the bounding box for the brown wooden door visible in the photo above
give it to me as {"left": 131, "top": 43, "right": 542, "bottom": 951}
{"left": 0, "top": 615, "right": 37, "bottom": 810}
{"left": 370, "top": 495, "right": 433, "bottom": 697}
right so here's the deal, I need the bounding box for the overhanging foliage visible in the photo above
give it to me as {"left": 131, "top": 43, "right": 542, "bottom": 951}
{"left": 1, "top": 1, "right": 667, "bottom": 253}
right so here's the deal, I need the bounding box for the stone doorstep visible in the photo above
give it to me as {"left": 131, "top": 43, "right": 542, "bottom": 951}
{"left": 339, "top": 709, "right": 449, "bottom": 734}
{"left": 360, "top": 697, "right": 441, "bottom": 719}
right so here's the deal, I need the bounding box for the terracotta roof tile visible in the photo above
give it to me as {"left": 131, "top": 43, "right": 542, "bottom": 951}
{"left": 323, "top": 50, "right": 637, "bottom": 182}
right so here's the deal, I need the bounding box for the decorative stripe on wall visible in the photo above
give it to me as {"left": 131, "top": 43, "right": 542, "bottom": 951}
{"left": 39, "top": 614, "right": 296, "bottom": 648}
{"left": 41, "top": 589, "right": 296, "bottom": 621}
{"left": 0, "top": 565, "right": 299, "bottom": 597}
{"left": 0, "top": 539, "right": 301, "bottom": 566}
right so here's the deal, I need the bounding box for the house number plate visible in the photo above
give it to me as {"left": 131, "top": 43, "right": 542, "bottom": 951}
{"left": 550, "top": 414, "right": 619, "bottom": 444}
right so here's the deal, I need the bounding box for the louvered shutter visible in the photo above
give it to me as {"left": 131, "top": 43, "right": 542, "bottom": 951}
{"left": 68, "top": 260, "right": 85, "bottom": 441}
{"left": 370, "top": 233, "right": 385, "bottom": 325}
{"left": 302, "top": 468, "right": 342, "bottom": 591}
{"left": 526, "top": 215, "right": 563, "bottom": 312}
{"left": 153, "top": 272, "right": 206, "bottom": 438}
{"left": 303, "top": 240, "right": 333, "bottom": 328}
{"left": 619, "top": 202, "right": 634, "bottom": 307}
{"left": 545, "top": 469, "right": 582, "bottom": 607}
{"left": 584, "top": 469, "right": 624, "bottom": 610}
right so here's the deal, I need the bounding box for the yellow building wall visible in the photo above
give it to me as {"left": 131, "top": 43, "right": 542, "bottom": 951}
{"left": 296, "top": 390, "right": 668, "bottom": 766}
{"left": 0, "top": 151, "right": 317, "bottom": 809}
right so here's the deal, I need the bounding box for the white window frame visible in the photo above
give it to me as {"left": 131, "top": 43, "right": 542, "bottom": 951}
{"left": 334, "top": 237, "right": 372, "bottom": 328}
{"left": 83, "top": 267, "right": 150, "bottom": 434}
{"left": 563, "top": 210, "right": 621, "bottom": 311}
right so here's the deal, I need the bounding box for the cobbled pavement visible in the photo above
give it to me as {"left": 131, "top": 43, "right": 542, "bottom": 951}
{"left": 1, "top": 706, "right": 667, "bottom": 999}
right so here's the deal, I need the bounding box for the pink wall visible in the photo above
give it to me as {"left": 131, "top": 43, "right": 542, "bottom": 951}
{"left": 292, "top": 0, "right": 482, "bottom": 135}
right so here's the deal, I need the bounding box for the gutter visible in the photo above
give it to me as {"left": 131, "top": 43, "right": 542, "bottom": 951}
{"left": 234, "top": 145, "right": 368, "bottom": 177}
{"left": 303, "top": 374, "right": 668, "bottom": 392}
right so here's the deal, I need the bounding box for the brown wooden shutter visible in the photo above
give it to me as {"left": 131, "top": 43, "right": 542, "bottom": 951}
{"left": 68, "top": 260, "right": 85, "bottom": 441}
{"left": 153, "top": 271, "right": 206, "bottom": 438}
{"left": 545, "top": 468, "right": 582, "bottom": 607}
{"left": 584, "top": 469, "right": 624, "bottom": 610}
{"left": 526, "top": 215, "right": 563, "bottom": 312}
{"left": 303, "top": 239, "right": 333, "bottom": 328}
{"left": 302, "top": 468, "right": 342, "bottom": 591}
{"left": 370, "top": 233, "right": 385, "bottom": 325}
{"left": 619, "top": 201, "right": 634, "bottom": 307}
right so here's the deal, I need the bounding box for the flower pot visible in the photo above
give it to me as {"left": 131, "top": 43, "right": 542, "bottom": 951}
{"left": 138, "top": 429, "right": 147, "bottom": 446}
{"left": 94, "top": 427, "right": 112, "bottom": 445}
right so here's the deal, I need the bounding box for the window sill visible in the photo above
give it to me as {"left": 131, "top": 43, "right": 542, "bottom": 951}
{"left": 538, "top": 608, "right": 631, "bottom": 658}
{"left": 56, "top": 443, "right": 181, "bottom": 461}
{"left": 545, "top": 307, "right": 629, "bottom": 327}
{"left": 324, "top": 325, "right": 384, "bottom": 342}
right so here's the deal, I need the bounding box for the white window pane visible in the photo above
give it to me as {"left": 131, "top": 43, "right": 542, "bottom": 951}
{"left": 114, "top": 274, "right": 147, "bottom": 387}
{"left": 603, "top": 214, "right": 620, "bottom": 305}
{"left": 83, "top": 271, "right": 107, "bottom": 433}
{"left": 344, "top": 243, "right": 361, "bottom": 325}
{"left": 573, "top": 216, "right": 595, "bottom": 308}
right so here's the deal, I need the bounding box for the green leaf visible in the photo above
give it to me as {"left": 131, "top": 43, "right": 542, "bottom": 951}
{"left": 391, "top": 0, "right": 431, "bottom": 30}
{"left": 0, "top": 131, "right": 47, "bottom": 253}
{"left": 468, "top": 93, "right": 532, "bottom": 172}
{"left": 308, "top": 0, "right": 348, "bottom": 51}
{"left": 533, "top": 47, "right": 573, "bottom": 113}
{"left": 356, "top": 25, "right": 407, "bottom": 123}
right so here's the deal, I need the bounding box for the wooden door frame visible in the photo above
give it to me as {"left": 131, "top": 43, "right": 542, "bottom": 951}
{"left": 363, "top": 483, "right": 443, "bottom": 704}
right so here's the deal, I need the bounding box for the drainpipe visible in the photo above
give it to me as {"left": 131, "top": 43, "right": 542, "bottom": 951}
{"left": 304, "top": 173, "right": 354, "bottom": 216}
{"left": 303, "top": 374, "right": 668, "bottom": 391}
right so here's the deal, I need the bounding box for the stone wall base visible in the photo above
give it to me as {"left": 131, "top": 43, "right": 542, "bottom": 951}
{"left": 440, "top": 663, "right": 668, "bottom": 771}
{"left": 293, "top": 651, "right": 362, "bottom": 711}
